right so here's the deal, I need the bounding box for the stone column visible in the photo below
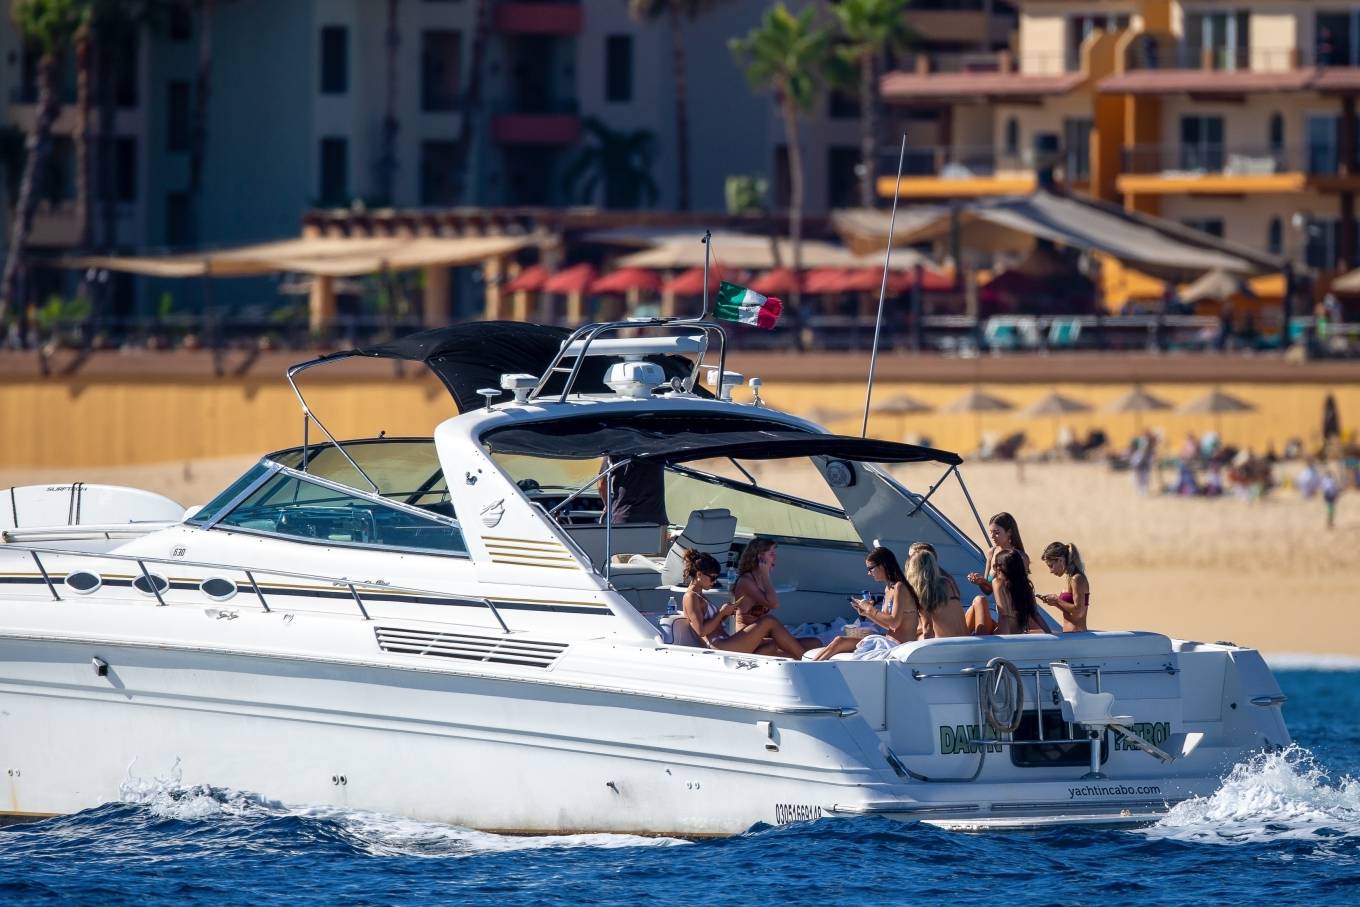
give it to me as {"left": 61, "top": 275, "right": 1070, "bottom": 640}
{"left": 308, "top": 274, "right": 336, "bottom": 335}
{"left": 423, "top": 265, "right": 452, "bottom": 327}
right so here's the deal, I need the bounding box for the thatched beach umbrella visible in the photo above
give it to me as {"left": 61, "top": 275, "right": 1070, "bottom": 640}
{"left": 1105, "top": 385, "right": 1172, "bottom": 433}
{"left": 944, "top": 387, "right": 1015, "bottom": 448}
{"left": 871, "top": 394, "right": 935, "bottom": 439}
{"left": 1022, "top": 391, "right": 1091, "bottom": 449}
{"left": 806, "top": 405, "right": 855, "bottom": 426}
{"left": 1178, "top": 387, "right": 1255, "bottom": 438}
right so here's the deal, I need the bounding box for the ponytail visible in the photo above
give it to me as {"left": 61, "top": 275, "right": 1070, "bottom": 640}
{"left": 1042, "top": 541, "right": 1085, "bottom": 576}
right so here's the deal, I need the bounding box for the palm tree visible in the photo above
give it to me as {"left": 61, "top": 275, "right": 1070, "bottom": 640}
{"left": 74, "top": 6, "right": 93, "bottom": 251}
{"left": 628, "top": 0, "right": 734, "bottom": 211}
{"left": 1, "top": 0, "right": 82, "bottom": 327}
{"left": 830, "top": 0, "right": 913, "bottom": 208}
{"left": 730, "top": 4, "right": 830, "bottom": 326}
{"left": 563, "top": 118, "right": 659, "bottom": 209}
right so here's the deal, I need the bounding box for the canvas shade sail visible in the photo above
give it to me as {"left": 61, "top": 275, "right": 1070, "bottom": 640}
{"left": 663, "top": 266, "right": 727, "bottom": 296}
{"left": 1181, "top": 268, "right": 1254, "bottom": 303}
{"left": 748, "top": 268, "right": 803, "bottom": 296}
{"left": 54, "top": 236, "right": 528, "bottom": 278}
{"left": 832, "top": 189, "right": 1285, "bottom": 283}
{"left": 616, "top": 234, "right": 932, "bottom": 271}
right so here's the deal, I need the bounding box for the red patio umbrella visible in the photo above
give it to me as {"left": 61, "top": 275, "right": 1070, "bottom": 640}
{"left": 588, "top": 267, "right": 662, "bottom": 294}
{"left": 803, "top": 268, "right": 851, "bottom": 294}
{"left": 502, "top": 264, "right": 548, "bottom": 293}
{"left": 663, "top": 266, "right": 726, "bottom": 296}
{"left": 747, "top": 267, "right": 802, "bottom": 297}
{"left": 541, "top": 263, "right": 598, "bottom": 295}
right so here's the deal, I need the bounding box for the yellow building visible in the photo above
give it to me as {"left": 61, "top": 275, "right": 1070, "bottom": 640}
{"left": 880, "top": 1, "right": 1360, "bottom": 285}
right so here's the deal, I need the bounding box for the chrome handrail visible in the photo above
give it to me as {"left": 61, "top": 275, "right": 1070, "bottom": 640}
{"left": 1, "top": 543, "right": 512, "bottom": 632}
{"left": 527, "top": 318, "right": 729, "bottom": 404}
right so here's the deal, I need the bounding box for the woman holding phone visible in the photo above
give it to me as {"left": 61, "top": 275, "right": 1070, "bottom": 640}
{"left": 812, "top": 547, "right": 918, "bottom": 660}
{"left": 681, "top": 549, "right": 807, "bottom": 658}
{"left": 965, "top": 511, "right": 1029, "bottom": 634}
{"left": 1038, "top": 541, "right": 1090, "bottom": 632}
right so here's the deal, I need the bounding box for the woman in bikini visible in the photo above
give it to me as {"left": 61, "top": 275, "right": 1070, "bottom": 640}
{"left": 1038, "top": 541, "right": 1090, "bottom": 632}
{"left": 984, "top": 548, "right": 1048, "bottom": 635}
{"left": 812, "top": 547, "right": 918, "bottom": 660}
{"left": 731, "top": 538, "right": 819, "bottom": 650}
{"left": 965, "top": 512, "right": 1030, "bottom": 634}
{"left": 681, "top": 549, "right": 808, "bottom": 658}
{"left": 907, "top": 546, "right": 968, "bottom": 639}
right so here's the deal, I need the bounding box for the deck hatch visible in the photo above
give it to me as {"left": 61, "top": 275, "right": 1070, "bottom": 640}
{"left": 374, "top": 626, "right": 568, "bottom": 668}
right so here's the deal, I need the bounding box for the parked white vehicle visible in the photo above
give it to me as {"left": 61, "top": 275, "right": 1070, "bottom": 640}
{"left": 0, "top": 318, "right": 1288, "bottom": 834}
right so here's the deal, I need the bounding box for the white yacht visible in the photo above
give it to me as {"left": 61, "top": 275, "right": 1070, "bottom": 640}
{"left": 0, "top": 317, "right": 1289, "bottom": 834}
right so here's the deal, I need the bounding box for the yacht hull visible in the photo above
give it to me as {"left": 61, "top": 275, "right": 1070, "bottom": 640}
{"left": 0, "top": 629, "right": 1284, "bottom": 835}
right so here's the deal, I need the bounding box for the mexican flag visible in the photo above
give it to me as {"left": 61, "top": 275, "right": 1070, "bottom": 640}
{"left": 715, "top": 281, "right": 783, "bottom": 330}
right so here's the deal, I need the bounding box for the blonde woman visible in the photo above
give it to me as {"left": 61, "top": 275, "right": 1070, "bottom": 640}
{"left": 1038, "top": 541, "right": 1090, "bottom": 632}
{"left": 907, "top": 547, "right": 968, "bottom": 639}
{"left": 908, "top": 541, "right": 962, "bottom": 638}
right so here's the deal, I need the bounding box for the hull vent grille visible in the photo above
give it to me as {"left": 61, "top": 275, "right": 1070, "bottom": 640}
{"left": 375, "top": 626, "right": 568, "bottom": 668}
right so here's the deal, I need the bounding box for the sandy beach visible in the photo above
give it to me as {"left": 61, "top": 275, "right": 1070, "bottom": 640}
{"left": 2, "top": 455, "right": 1355, "bottom": 661}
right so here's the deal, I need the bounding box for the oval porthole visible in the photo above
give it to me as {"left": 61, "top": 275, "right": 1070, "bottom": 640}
{"left": 64, "top": 571, "right": 102, "bottom": 594}
{"left": 132, "top": 573, "right": 170, "bottom": 596}
{"left": 200, "top": 577, "right": 238, "bottom": 602}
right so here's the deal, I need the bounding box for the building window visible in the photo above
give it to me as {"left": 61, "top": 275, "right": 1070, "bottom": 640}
{"left": 167, "top": 81, "right": 191, "bottom": 153}
{"left": 1063, "top": 117, "right": 1092, "bottom": 181}
{"left": 114, "top": 30, "right": 138, "bottom": 107}
{"left": 1267, "top": 217, "right": 1283, "bottom": 255}
{"left": 1307, "top": 113, "right": 1338, "bottom": 174}
{"left": 422, "top": 30, "right": 462, "bottom": 112}
{"left": 1004, "top": 117, "right": 1020, "bottom": 158}
{"left": 43, "top": 137, "right": 76, "bottom": 205}
{"left": 115, "top": 137, "right": 137, "bottom": 203}
{"left": 320, "top": 26, "right": 348, "bottom": 94}
{"left": 1268, "top": 112, "right": 1284, "bottom": 156}
{"left": 169, "top": 2, "right": 192, "bottom": 42}
{"left": 165, "top": 191, "right": 190, "bottom": 246}
{"left": 421, "top": 141, "right": 458, "bottom": 205}
{"left": 319, "top": 137, "right": 348, "bottom": 205}
{"left": 1183, "top": 10, "right": 1250, "bottom": 70}
{"left": 828, "top": 146, "right": 859, "bottom": 209}
{"left": 1316, "top": 11, "right": 1358, "bottom": 67}
{"left": 1180, "top": 115, "right": 1224, "bottom": 171}
{"left": 1305, "top": 218, "right": 1340, "bottom": 270}
{"left": 1067, "top": 14, "right": 1130, "bottom": 70}
{"left": 1182, "top": 218, "right": 1225, "bottom": 238}
{"left": 605, "top": 34, "right": 632, "bottom": 103}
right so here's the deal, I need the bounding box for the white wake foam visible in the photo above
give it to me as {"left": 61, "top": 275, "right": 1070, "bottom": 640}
{"left": 117, "top": 760, "right": 685, "bottom": 855}
{"left": 317, "top": 808, "right": 687, "bottom": 857}
{"left": 1145, "top": 745, "right": 1360, "bottom": 845}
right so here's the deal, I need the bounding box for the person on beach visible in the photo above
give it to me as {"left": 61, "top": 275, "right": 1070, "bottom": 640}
{"left": 812, "top": 547, "right": 918, "bottom": 660}
{"left": 731, "top": 538, "right": 819, "bottom": 650}
{"left": 1038, "top": 541, "right": 1090, "bottom": 632}
{"left": 965, "top": 512, "right": 1028, "bottom": 633}
{"left": 1322, "top": 470, "right": 1340, "bottom": 531}
{"left": 967, "top": 549, "right": 1047, "bottom": 635}
{"left": 682, "top": 549, "right": 807, "bottom": 658}
{"left": 907, "top": 546, "right": 968, "bottom": 639}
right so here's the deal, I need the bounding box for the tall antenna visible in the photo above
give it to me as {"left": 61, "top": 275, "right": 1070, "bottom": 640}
{"left": 700, "top": 228, "right": 712, "bottom": 319}
{"left": 861, "top": 134, "right": 908, "bottom": 438}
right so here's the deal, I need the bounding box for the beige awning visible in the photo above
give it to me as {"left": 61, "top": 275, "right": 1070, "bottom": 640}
{"left": 51, "top": 235, "right": 528, "bottom": 278}
{"left": 833, "top": 189, "right": 1287, "bottom": 282}
{"left": 615, "top": 233, "right": 934, "bottom": 272}
{"left": 1332, "top": 267, "right": 1360, "bottom": 294}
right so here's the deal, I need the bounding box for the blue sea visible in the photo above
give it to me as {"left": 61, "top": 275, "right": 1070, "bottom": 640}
{"left": 3, "top": 668, "right": 1358, "bottom": 905}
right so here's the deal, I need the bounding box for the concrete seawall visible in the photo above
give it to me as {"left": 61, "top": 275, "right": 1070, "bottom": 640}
{"left": 2, "top": 350, "right": 1356, "bottom": 468}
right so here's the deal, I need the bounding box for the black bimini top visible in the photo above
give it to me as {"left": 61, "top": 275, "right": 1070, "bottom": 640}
{"left": 341, "top": 322, "right": 705, "bottom": 413}
{"left": 483, "top": 412, "right": 961, "bottom": 466}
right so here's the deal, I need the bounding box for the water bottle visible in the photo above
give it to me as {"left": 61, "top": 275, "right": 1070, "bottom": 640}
{"left": 666, "top": 596, "right": 679, "bottom": 616}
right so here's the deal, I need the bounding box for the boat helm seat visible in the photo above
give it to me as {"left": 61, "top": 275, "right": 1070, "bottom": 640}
{"left": 607, "top": 508, "right": 737, "bottom": 594}
{"left": 1049, "top": 662, "right": 1132, "bottom": 728}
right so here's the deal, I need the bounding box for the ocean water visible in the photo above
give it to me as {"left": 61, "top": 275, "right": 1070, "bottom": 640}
{"left": 3, "top": 669, "right": 1358, "bottom": 905}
